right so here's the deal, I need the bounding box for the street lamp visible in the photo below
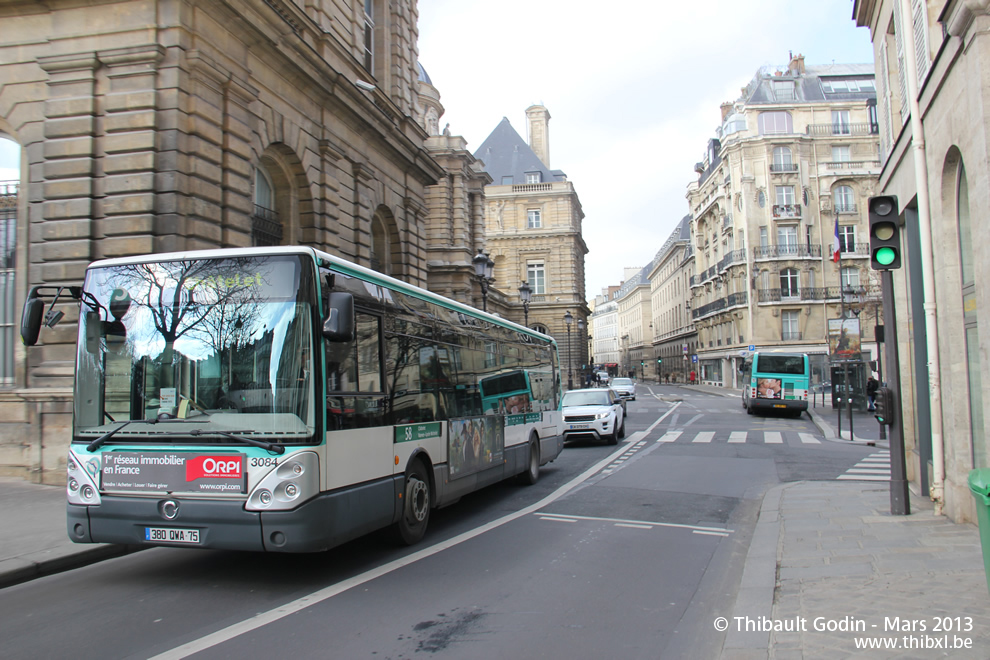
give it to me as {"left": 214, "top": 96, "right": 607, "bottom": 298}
{"left": 564, "top": 310, "right": 573, "bottom": 390}
{"left": 472, "top": 248, "right": 495, "bottom": 312}
{"left": 518, "top": 280, "right": 532, "bottom": 327}
{"left": 577, "top": 317, "right": 585, "bottom": 386}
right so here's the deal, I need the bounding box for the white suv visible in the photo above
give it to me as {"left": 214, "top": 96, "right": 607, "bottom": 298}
{"left": 610, "top": 377, "right": 636, "bottom": 401}
{"left": 561, "top": 388, "right": 625, "bottom": 445}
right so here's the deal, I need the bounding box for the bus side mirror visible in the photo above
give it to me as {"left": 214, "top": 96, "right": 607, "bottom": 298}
{"left": 323, "top": 292, "right": 355, "bottom": 342}
{"left": 20, "top": 295, "right": 45, "bottom": 346}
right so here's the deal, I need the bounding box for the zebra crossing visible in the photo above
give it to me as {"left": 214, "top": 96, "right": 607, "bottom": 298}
{"left": 836, "top": 450, "right": 891, "bottom": 481}
{"left": 655, "top": 430, "right": 822, "bottom": 445}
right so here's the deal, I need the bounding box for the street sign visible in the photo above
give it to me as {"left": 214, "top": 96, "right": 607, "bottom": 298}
{"left": 692, "top": 355, "right": 698, "bottom": 363}
{"left": 749, "top": 344, "right": 755, "bottom": 351}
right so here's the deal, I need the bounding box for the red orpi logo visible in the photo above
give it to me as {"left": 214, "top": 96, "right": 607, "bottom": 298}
{"left": 186, "top": 455, "right": 243, "bottom": 481}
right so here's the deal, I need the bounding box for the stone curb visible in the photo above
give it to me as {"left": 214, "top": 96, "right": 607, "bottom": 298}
{"left": 0, "top": 543, "right": 143, "bottom": 590}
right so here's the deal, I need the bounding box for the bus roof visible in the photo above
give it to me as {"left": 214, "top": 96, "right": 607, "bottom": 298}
{"left": 86, "top": 246, "right": 556, "bottom": 345}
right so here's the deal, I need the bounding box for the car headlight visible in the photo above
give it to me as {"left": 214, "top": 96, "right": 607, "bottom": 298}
{"left": 595, "top": 411, "right": 611, "bottom": 420}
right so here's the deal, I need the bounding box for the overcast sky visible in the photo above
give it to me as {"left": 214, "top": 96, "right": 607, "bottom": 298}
{"left": 0, "top": 1, "right": 874, "bottom": 302}
{"left": 418, "top": 0, "right": 874, "bottom": 301}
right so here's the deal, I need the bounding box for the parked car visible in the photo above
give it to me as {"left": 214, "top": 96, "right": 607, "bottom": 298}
{"left": 610, "top": 377, "right": 636, "bottom": 401}
{"left": 561, "top": 388, "right": 625, "bottom": 445}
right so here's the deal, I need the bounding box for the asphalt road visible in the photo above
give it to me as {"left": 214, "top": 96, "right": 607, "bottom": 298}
{"left": 0, "top": 384, "right": 877, "bottom": 659}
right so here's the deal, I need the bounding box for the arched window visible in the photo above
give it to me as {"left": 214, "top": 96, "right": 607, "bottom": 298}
{"left": 532, "top": 323, "right": 549, "bottom": 335}
{"left": 834, "top": 185, "right": 856, "bottom": 213}
{"left": 371, "top": 214, "right": 390, "bottom": 274}
{"left": 772, "top": 146, "right": 794, "bottom": 172}
{"left": 252, "top": 167, "right": 282, "bottom": 246}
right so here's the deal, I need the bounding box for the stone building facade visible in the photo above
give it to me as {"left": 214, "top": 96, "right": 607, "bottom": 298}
{"left": 648, "top": 216, "right": 697, "bottom": 384}
{"left": 686, "top": 55, "right": 882, "bottom": 388}
{"left": 590, "top": 285, "right": 620, "bottom": 376}
{"left": 854, "top": 0, "right": 990, "bottom": 522}
{"left": 0, "top": 0, "right": 445, "bottom": 482}
{"left": 616, "top": 267, "right": 651, "bottom": 380}
{"left": 474, "top": 106, "right": 589, "bottom": 377}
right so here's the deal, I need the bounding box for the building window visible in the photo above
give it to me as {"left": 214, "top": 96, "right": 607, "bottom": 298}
{"left": 759, "top": 111, "right": 792, "bottom": 135}
{"left": 363, "top": 0, "right": 374, "bottom": 72}
{"left": 834, "top": 185, "right": 855, "bottom": 213}
{"left": 832, "top": 145, "right": 851, "bottom": 163}
{"left": 775, "top": 185, "right": 795, "bottom": 206}
{"left": 831, "top": 110, "right": 851, "bottom": 135}
{"left": 252, "top": 167, "right": 282, "bottom": 246}
{"left": 839, "top": 225, "right": 856, "bottom": 253}
{"left": 777, "top": 226, "right": 798, "bottom": 255}
{"left": 501, "top": 176, "right": 513, "bottom": 185}
{"left": 840, "top": 266, "right": 860, "bottom": 289}
{"left": 525, "top": 172, "right": 542, "bottom": 184}
{"left": 527, "top": 262, "right": 546, "bottom": 294}
{"left": 0, "top": 173, "right": 16, "bottom": 386}
{"left": 780, "top": 268, "right": 799, "bottom": 299}
{"left": 527, "top": 209, "right": 542, "bottom": 229}
{"left": 773, "top": 80, "right": 795, "bottom": 101}
{"left": 771, "top": 146, "right": 794, "bottom": 172}
{"left": 781, "top": 310, "right": 800, "bottom": 340}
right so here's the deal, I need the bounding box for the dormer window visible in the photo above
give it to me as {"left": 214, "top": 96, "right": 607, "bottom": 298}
{"left": 525, "top": 172, "right": 542, "bottom": 184}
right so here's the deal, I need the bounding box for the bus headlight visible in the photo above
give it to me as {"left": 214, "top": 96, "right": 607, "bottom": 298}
{"left": 246, "top": 451, "right": 319, "bottom": 511}
{"left": 67, "top": 449, "right": 102, "bottom": 506}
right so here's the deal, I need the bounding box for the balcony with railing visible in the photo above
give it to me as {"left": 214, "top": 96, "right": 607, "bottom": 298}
{"left": 718, "top": 248, "right": 747, "bottom": 272}
{"left": 834, "top": 203, "right": 858, "bottom": 214}
{"left": 772, "top": 204, "right": 801, "bottom": 220}
{"left": 753, "top": 244, "right": 821, "bottom": 260}
{"left": 757, "top": 285, "right": 881, "bottom": 303}
{"left": 769, "top": 162, "right": 799, "bottom": 174}
{"left": 691, "top": 290, "right": 748, "bottom": 320}
{"left": 806, "top": 122, "right": 879, "bottom": 136}
{"left": 821, "top": 160, "right": 881, "bottom": 172}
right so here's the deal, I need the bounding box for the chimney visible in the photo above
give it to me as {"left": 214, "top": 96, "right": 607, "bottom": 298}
{"left": 526, "top": 105, "right": 551, "bottom": 168}
{"left": 789, "top": 53, "right": 805, "bottom": 75}
{"left": 720, "top": 102, "right": 733, "bottom": 120}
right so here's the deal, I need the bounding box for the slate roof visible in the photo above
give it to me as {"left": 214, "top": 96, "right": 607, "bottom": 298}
{"left": 742, "top": 62, "right": 876, "bottom": 105}
{"left": 473, "top": 118, "right": 566, "bottom": 183}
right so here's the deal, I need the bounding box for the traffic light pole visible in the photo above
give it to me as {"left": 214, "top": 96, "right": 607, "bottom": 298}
{"left": 881, "top": 269, "right": 910, "bottom": 515}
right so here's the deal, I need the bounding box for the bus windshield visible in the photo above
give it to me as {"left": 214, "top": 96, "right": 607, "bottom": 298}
{"left": 73, "top": 255, "right": 317, "bottom": 442}
{"left": 756, "top": 355, "right": 806, "bottom": 375}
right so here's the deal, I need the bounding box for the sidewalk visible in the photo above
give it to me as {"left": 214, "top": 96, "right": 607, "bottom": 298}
{"left": 0, "top": 477, "right": 138, "bottom": 588}
{"left": 721, "top": 481, "right": 990, "bottom": 658}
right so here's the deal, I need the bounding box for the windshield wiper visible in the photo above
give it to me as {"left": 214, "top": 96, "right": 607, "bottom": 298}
{"left": 189, "top": 429, "right": 286, "bottom": 454}
{"left": 87, "top": 419, "right": 158, "bottom": 452}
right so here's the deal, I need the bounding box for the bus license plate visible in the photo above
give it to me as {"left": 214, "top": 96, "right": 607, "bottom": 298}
{"left": 773, "top": 404, "right": 786, "bottom": 409}
{"left": 146, "top": 527, "right": 200, "bottom": 544}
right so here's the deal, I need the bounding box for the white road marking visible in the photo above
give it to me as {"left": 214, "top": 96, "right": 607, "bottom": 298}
{"left": 150, "top": 404, "right": 685, "bottom": 660}
{"left": 692, "top": 431, "right": 715, "bottom": 443}
{"left": 764, "top": 431, "right": 783, "bottom": 444}
{"left": 728, "top": 431, "right": 747, "bottom": 443}
{"left": 799, "top": 433, "right": 821, "bottom": 444}
{"left": 657, "top": 431, "right": 682, "bottom": 443}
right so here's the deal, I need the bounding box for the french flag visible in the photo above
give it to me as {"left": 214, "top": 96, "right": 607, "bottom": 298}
{"left": 832, "top": 216, "right": 841, "bottom": 263}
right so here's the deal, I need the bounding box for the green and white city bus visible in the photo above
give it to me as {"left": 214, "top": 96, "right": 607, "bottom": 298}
{"left": 21, "top": 246, "right": 564, "bottom": 552}
{"left": 739, "top": 351, "right": 810, "bottom": 416}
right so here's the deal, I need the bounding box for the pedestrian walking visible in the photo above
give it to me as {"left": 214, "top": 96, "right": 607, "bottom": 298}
{"left": 689, "top": 370, "right": 696, "bottom": 385}
{"left": 867, "top": 375, "right": 879, "bottom": 411}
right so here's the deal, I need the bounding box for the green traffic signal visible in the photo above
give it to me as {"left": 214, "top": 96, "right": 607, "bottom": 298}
{"left": 868, "top": 196, "right": 900, "bottom": 270}
{"left": 875, "top": 246, "right": 897, "bottom": 266}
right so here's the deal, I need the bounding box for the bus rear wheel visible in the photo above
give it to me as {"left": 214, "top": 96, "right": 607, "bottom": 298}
{"left": 518, "top": 436, "right": 540, "bottom": 485}
{"left": 395, "top": 461, "right": 431, "bottom": 545}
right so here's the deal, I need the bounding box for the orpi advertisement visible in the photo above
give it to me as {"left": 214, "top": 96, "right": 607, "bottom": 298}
{"left": 101, "top": 452, "right": 247, "bottom": 493}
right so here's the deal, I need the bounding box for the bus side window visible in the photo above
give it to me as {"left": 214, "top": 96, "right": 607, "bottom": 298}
{"left": 326, "top": 312, "right": 383, "bottom": 429}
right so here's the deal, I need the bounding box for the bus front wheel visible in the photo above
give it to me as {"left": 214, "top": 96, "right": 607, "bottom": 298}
{"left": 395, "top": 461, "right": 431, "bottom": 545}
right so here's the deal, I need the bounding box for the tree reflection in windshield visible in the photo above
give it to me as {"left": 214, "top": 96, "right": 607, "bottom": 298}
{"left": 73, "top": 255, "right": 315, "bottom": 438}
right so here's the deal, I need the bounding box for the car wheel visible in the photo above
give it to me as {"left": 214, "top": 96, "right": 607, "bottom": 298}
{"left": 746, "top": 404, "right": 754, "bottom": 415}
{"left": 606, "top": 429, "right": 618, "bottom": 445}
{"left": 394, "top": 460, "right": 431, "bottom": 545}
{"left": 618, "top": 416, "right": 626, "bottom": 439}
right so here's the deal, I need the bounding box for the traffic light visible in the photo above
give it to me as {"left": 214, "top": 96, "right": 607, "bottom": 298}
{"left": 640, "top": 361, "right": 645, "bottom": 367}
{"left": 868, "top": 195, "right": 901, "bottom": 270}
{"left": 657, "top": 358, "right": 662, "bottom": 364}
{"left": 874, "top": 386, "right": 895, "bottom": 426}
